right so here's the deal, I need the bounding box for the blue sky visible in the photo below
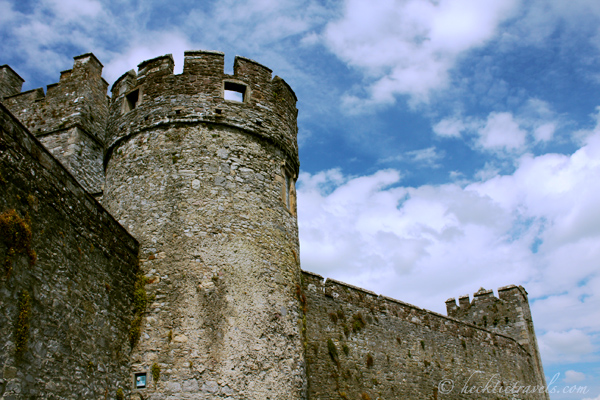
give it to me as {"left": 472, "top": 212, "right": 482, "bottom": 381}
{"left": 2, "top": 0, "right": 600, "bottom": 397}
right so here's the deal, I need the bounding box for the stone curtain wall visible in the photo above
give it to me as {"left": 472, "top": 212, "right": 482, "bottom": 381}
{"left": 0, "top": 104, "right": 139, "bottom": 398}
{"left": 302, "top": 271, "right": 549, "bottom": 400}
{"left": 1, "top": 54, "right": 109, "bottom": 194}
{"left": 103, "top": 52, "right": 305, "bottom": 399}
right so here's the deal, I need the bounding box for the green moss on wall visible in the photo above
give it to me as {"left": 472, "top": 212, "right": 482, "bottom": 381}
{"left": 0, "top": 209, "right": 36, "bottom": 276}
{"left": 129, "top": 273, "right": 149, "bottom": 348}
{"left": 327, "top": 338, "right": 339, "bottom": 365}
{"left": 15, "top": 289, "right": 31, "bottom": 358}
{"left": 151, "top": 362, "right": 160, "bottom": 384}
{"left": 352, "top": 312, "right": 365, "bottom": 332}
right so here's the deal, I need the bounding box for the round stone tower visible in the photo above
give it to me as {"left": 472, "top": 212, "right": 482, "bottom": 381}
{"left": 103, "top": 51, "right": 304, "bottom": 399}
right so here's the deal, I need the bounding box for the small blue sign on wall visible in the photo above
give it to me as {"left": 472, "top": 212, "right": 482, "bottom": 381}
{"left": 134, "top": 372, "right": 147, "bottom": 389}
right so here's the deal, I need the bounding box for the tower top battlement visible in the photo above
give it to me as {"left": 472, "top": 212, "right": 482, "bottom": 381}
{"left": 107, "top": 51, "right": 299, "bottom": 172}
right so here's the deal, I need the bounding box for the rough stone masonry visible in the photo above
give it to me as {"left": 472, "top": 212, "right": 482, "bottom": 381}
{"left": 0, "top": 51, "right": 549, "bottom": 399}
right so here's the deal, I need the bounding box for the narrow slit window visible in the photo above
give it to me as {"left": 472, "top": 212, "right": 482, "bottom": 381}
{"left": 282, "top": 167, "right": 296, "bottom": 215}
{"left": 285, "top": 174, "right": 291, "bottom": 208}
{"left": 224, "top": 81, "right": 246, "bottom": 102}
{"left": 125, "top": 89, "right": 140, "bottom": 112}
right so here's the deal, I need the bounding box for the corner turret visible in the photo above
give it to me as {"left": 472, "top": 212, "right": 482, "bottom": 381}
{"left": 1, "top": 53, "right": 109, "bottom": 195}
{"left": 0, "top": 65, "right": 24, "bottom": 99}
{"left": 446, "top": 285, "right": 547, "bottom": 391}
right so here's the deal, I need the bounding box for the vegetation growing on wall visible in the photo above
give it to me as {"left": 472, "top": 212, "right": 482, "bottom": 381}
{"left": 352, "top": 312, "right": 365, "bottom": 332}
{"left": 342, "top": 344, "right": 350, "bottom": 356}
{"left": 129, "top": 273, "right": 148, "bottom": 348}
{"left": 15, "top": 289, "right": 31, "bottom": 358}
{"left": 151, "top": 362, "right": 160, "bottom": 384}
{"left": 0, "top": 209, "right": 36, "bottom": 276}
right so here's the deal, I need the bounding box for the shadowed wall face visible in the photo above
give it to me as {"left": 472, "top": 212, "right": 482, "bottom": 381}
{"left": 0, "top": 104, "right": 139, "bottom": 398}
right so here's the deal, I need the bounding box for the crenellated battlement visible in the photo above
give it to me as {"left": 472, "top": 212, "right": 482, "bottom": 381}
{"left": 106, "top": 51, "right": 299, "bottom": 173}
{"left": 446, "top": 284, "right": 546, "bottom": 388}
{"left": 447, "top": 286, "right": 515, "bottom": 328}
{"left": 2, "top": 53, "right": 108, "bottom": 141}
{"left": 445, "top": 285, "right": 528, "bottom": 325}
{"left": 1, "top": 53, "right": 108, "bottom": 194}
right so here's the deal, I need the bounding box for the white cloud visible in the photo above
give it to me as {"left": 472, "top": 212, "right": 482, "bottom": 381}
{"left": 564, "top": 370, "right": 586, "bottom": 383}
{"left": 298, "top": 129, "right": 600, "bottom": 364}
{"left": 477, "top": 112, "right": 527, "bottom": 152}
{"left": 507, "top": 0, "right": 600, "bottom": 48}
{"left": 323, "top": 0, "right": 519, "bottom": 109}
{"left": 0, "top": 1, "right": 17, "bottom": 24}
{"left": 0, "top": 0, "right": 328, "bottom": 95}
{"left": 433, "top": 100, "right": 562, "bottom": 156}
{"left": 297, "top": 168, "right": 531, "bottom": 312}
{"left": 380, "top": 146, "right": 444, "bottom": 167}
{"left": 319, "top": 0, "right": 600, "bottom": 112}
{"left": 46, "top": 0, "right": 102, "bottom": 20}
{"left": 103, "top": 32, "right": 193, "bottom": 83}
{"left": 533, "top": 122, "right": 555, "bottom": 142}
{"left": 433, "top": 117, "right": 466, "bottom": 138}
{"left": 184, "top": 0, "right": 324, "bottom": 51}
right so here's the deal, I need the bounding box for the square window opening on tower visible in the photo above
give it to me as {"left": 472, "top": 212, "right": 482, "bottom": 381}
{"left": 125, "top": 89, "right": 140, "bottom": 112}
{"left": 224, "top": 81, "right": 246, "bottom": 102}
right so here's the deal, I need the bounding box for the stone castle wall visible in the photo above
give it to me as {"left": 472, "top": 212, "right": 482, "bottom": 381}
{"left": 0, "top": 103, "right": 139, "bottom": 398}
{"left": 1, "top": 54, "right": 109, "bottom": 195}
{"left": 102, "top": 52, "right": 305, "bottom": 399}
{"left": 0, "top": 50, "right": 549, "bottom": 400}
{"left": 302, "top": 271, "right": 549, "bottom": 400}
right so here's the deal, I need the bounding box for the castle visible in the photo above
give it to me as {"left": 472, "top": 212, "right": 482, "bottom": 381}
{"left": 0, "top": 52, "right": 549, "bottom": 399}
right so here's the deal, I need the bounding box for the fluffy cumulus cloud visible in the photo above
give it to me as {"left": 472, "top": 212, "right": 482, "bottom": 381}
{"left": 316, "top": 0, "right": 600, "bottom": 113}
{"left": 322, "top": 0, "right": 519, "bottom": 109}
{"left": 433, "top": 99, "right": 561, "bottom": 156}
{"left": 433, "top": 117, "right": 466, "bottom": 138}
{"left": 297, "top": 128, "right": 600, "bottom": 365}
{"left": 477, "top": 112, "right": 527, "bottom": 152}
